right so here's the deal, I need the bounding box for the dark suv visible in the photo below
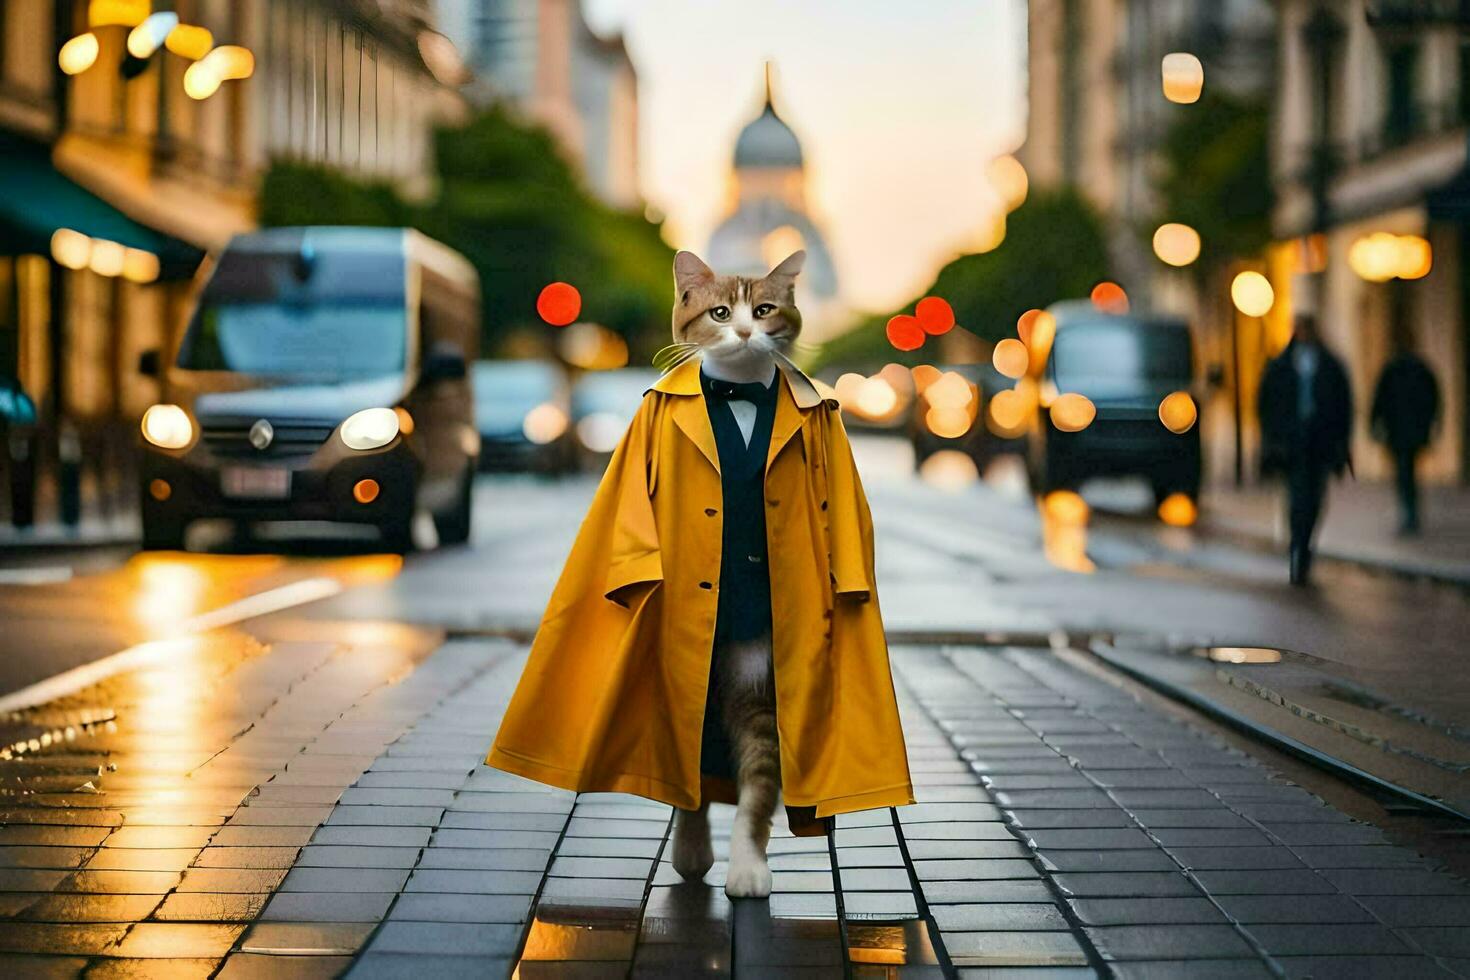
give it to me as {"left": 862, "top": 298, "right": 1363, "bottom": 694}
{"left": 1031, "top": 301, "right": 1201, "bottom": 506}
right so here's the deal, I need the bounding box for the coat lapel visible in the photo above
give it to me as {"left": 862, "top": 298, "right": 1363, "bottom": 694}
{"left": 652, "top": 360, "right": 719, "bottom": 473}
{"left": 652, "top": 357, "right": 829, "bottom": 477}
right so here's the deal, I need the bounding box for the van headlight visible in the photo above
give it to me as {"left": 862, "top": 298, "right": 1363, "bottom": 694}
{"left": 340, "top": 408, "right": 401, "bottom": 450}
{"left": 141, "top": 404, "right": 193, "bottom": 449}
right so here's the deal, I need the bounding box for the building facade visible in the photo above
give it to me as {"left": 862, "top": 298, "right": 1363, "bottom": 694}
{"left": 707, "top": 71, "right": 840, "bottom": 340}
{"left": 1023, "top": 0, "right": 1279, "bottom": 482}
{"left": 0, "top": 0, "right": 460, "bottom": 523}
{"left": 1271, "top": 1, "right": 1468, "bottom": 482}
{"left": 437, "top": 0, "right": 639, "bottom": 208}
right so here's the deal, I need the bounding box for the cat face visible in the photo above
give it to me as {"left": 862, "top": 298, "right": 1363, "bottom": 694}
{"left": 671, "top": 250, "right": 805, "bottom": 359}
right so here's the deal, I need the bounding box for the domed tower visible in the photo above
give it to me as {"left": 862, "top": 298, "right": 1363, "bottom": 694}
{"left": 709, "top": 66, "right": 839, "bottom": 326}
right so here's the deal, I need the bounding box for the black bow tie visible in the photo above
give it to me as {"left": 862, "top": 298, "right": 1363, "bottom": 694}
{"left": 702, "top": 375, "right": 775, "bottom": 402}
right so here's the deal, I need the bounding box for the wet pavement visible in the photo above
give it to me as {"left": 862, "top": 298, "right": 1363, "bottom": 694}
{"left": 0, "top": 460, "right": 1468, "bottom": 976}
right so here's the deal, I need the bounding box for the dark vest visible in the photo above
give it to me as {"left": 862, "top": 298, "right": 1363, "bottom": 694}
{"left": 698, "top": 367, "right": 778, "bottom": 780}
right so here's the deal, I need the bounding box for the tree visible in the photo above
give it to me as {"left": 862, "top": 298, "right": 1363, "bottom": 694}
{"left": 259, "top": 105, "right": 675, "bottom": 361}
{"left": 1154, "top": 91, "right": 1274, "bottom": 283}
{"left": 815, "top": 189, "right": 1111, "bottom": 370}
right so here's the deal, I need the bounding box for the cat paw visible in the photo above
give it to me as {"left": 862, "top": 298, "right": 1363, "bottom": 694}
{"left": 671, "top": 831, "right": 714, "bottom": 880}
{"left": 724, "top": 856, "right": 772, "bottom": 898}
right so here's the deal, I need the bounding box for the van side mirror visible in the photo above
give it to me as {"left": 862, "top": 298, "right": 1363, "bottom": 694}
{"left": 424, "top": 342, "right": 467, "bottom": 381}
{"left": 138, "top": 349, "right": 161, "bottom": 378}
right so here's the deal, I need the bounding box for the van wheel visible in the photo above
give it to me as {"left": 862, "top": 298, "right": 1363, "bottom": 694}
{"left": 435, "top": 473, "right": 473, "bottom": 546}
{"left": 141, "top": 515, "right": 186, "bottom": 551}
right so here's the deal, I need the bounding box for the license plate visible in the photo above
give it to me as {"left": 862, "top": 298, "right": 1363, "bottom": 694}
{"left": 221, "top": 467, "right": 291, "bottom": 499}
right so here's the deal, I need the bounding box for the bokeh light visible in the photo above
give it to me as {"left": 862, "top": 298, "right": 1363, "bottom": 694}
{"left": 992, "top": 339, "right": 1028, "bottom": 380}
{"left": 1152, "top": 223, "right": 1201, "bottom": 267}
{"left": 1348, "top": 232, "right": 1432, "bottom": 282}
{"left": 1161, "top": 52, "right": 1204, "bottom": 104}
{"left": 122, "top": 248, "right": 161, "bottom": 284}
{"left": 919, "top": 450, "right": 980, "bottom": 491}
{"left": 925, "top": 407, "right": 972, "bottom": 439}
{"left": 88, "top": 239, "right": 126, "bottom": 278}
{"left": 1016, "top": 309, "right": 1042, "bottom": 345}
{"left": 50, "top": 229, "right": 92, "bottom": 271}
{"left": 59, "top": 33, "right": 100, "bottom": 75}
{"left": 90, "top": 0, "right": 150, "bottom": 27}
{"left": 886, "top": 314, "right": 925, "bottom": 351}
{"left": 910, "top": 364, "right": 942, "bottom": 393}
{"left": 1230, "top": 271, "right": 1274, "bottom": 317}
{"left": 1158, "top": 391, "right": 1198, "bottom": 434}
{"left": 183, "top": 59, "right": 223, "bottom": 100}
{"left": 1050, "top": 393, "right": 1096, "bottom": 432}
{"left": 1090, "top": 282, "right": 1129, "bottom": 314}
{"left": 855, "top": 377, "right": 899, "bottom": 418}
{"left": 987, "top": 388, "right": 1028, "bottom": 434}
{"left": 128, "top": 12, "right": 179, "bottom": 58}
{"left": 537, "top": 282, "right": 582, "bottom": 326}
{"left": 558, "top": 322, "right": 628, "bottom": 370}
{"left": 986, "top": 155, "right": 1029, "bottom": 212}
{"left": 925, "top": 371, "right": 973, "bottom": 411}
{"left": 1157, "top": 493, "right": 1198, "bottom": 527}
{"left": 166, "top": 23, "right": 214, "bottom": 60}
{"left": 523, "top": 403, "right": 569, "bottom": 444}
{"left": 915, "top": 297, "right": 955, "bottom": 335}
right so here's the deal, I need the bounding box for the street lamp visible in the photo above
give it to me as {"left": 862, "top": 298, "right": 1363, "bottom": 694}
{"left": 1229, "top": 270, "right": 1275, "bottom": 485}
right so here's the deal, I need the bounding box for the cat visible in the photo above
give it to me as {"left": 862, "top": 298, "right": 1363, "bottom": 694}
{"left": 664, "top": 248, "right": 805, "bottom": 899}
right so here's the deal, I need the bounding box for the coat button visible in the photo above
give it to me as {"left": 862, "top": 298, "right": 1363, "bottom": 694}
{"left": 699, "top": 581, "right": 713, "bottom": 590}
{"left": 705, "top": 508, "right": 717, "bottom": 516}
{"left": 820, "top": 500, "right": 828, "bottom": 510}
{"left": 768, "top": 499, "right": 779, "bottom": 507}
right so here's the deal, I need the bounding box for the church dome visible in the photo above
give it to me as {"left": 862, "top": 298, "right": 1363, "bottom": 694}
{"left": 734, "top": 102, "right": 803, "bottom": 169}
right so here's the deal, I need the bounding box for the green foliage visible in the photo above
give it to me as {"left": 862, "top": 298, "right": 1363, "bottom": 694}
{"left": 1155, "top": 92, "right": 1274, "bottom": 275}
{"left": 814, "top": 189, "right": 1111, "bottom": 371}
{"left": 259, "top": 104, "right": 674, "bottom": 360}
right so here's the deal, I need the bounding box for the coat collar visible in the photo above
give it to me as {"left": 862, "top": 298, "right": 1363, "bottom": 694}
{"left": 650, "top": 357, "right": 829, "bottom": 475}
{"left": 651, "top": 357, "right": 827, "bottom": 409}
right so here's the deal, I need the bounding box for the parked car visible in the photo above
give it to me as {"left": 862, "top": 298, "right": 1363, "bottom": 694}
{"left": 909, "top": 363, "right": 1027, "bottom": 474}
{"left": 1029, "top": 301, "right": 1201, "bottom": 505}
{"left": 138, "top": 226, "right": 480, "bottom": 552}
{"left": 570, "top": 368, "right": 661, "bottom": 471}
{"left": 472, "top": 359, "right": 573, "bottom": 473}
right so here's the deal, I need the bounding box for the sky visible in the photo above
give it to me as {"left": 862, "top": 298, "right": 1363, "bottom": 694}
{"left": 583, "top": 0, "right": 1028, "bottom": 314}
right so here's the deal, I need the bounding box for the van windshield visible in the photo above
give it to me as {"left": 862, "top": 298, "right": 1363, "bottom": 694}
{"left": 179, "top": 301, "right": 407, "bottom": 378}
{"left": 1050, "top": 320, "right": 1191, "bottom": 401}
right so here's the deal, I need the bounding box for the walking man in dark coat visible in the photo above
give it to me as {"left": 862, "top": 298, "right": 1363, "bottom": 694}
{"left": 1370, "top": 329, "right": 1440, "bottom": 535}
{"left": 1258, "top": 313, "right": 1353, "bottom": 586}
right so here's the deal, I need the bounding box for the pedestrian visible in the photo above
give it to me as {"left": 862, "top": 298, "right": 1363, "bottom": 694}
{"left": 487, "top": 250, "right": 912, "bottom": 899}
{"left": 1370, "top": 326, "right": 1440, "bottom": 535}
{"left": 1258, "top": 313, "right": 1353, "bottom": 586}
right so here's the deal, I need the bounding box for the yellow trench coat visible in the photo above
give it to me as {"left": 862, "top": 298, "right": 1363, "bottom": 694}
{"left": 486, "top": 359, "right": 913, "bottom": 831}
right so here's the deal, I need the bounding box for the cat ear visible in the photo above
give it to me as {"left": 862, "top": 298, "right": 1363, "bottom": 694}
{"left": 766, "top": 250, "right": 806, "bottom": 282}
{"left": 673, "top": 251, "right": 714, "bottom": 294}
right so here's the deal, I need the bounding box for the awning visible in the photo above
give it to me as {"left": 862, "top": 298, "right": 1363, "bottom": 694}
{"left": 0, "top": 134, "right": 201, "bottom": 279}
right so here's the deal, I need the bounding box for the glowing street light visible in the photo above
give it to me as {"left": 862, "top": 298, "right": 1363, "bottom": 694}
{"left": 992, "top": 339, "right": 1028, "bottom": 380}
{"left": 59, "top": 33, "right": 100, "bottom": 75}
{"left": 1050, "top": 393, "right": 1096, "bottom": 433}
{"left": 89, "top": 0, "right": 150, "bottom": 28}
{"left": 1152, "top": 223, "right": 1201, "bottom": 267}
{"left": 128, "top": 12, "right": 179, "bottom": 58}
{"left": 1230, "top": 271, "right": 1274, "bottom": 317}
{"left": 50, "top": 229, "right": 92, "bottom": 270}
{"left": 1162, "top": 52, "right": 1204, "bottom": 104}
{"left": 165, "top": 23, "right": 213, "bottom": 61}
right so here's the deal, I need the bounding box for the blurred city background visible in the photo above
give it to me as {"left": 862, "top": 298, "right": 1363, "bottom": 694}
{"left": 1, "top": 1, "right": 1470, "bottom": 976}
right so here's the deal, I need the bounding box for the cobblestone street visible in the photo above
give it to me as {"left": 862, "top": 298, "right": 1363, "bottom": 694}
{"left": 1, "top": 611, "right": 1466, "bottom": 977}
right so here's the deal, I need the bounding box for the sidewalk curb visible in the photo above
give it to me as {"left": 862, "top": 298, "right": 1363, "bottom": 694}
{"left": 1089, "top": 641, "right": 1470, "bottom": 824}
{"left": 1199, "top": 515, "right": 1470, "bottom": 589}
